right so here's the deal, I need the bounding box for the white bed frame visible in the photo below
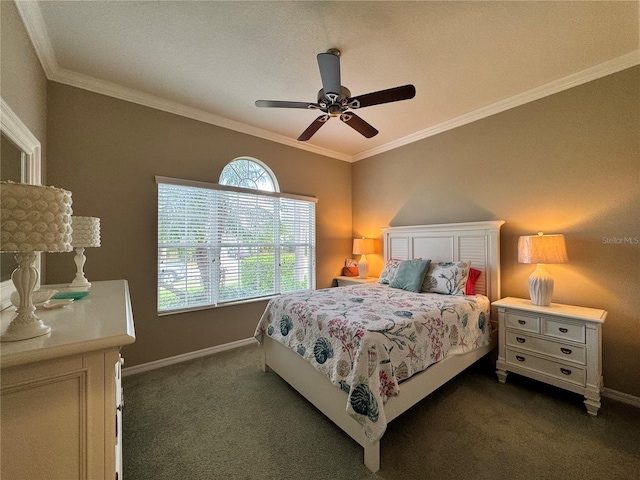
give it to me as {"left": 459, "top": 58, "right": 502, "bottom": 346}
{"left": 261, "top": 220, "right": 504, "bottom": 472}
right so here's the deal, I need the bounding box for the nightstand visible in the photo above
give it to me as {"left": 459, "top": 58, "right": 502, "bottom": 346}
{"left": 334, "top": 276, "right": 378, "bottom": 287}
{"left": 493, "top": 297, "right": 606, "bottom": 416}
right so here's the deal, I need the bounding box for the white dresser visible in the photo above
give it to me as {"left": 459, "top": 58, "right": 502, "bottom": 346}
{"left": 494, "top": 297, "right": 606, "bottom": 416}
{"left": 1, "top": 280, "right": 136, "bottom": 480}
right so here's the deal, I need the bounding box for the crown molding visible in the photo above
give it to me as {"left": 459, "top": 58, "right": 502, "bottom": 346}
{"left": 15, "top": 1, "right": 639, "bottom": 164}
{"left": 14, "top": 0, "right": 57, "bottom": 78}
{"left": 352, "top": 50, "right": 640, "bottom": 162}
{"left": 49, "top": 67, "right": 352, "bottom": 162}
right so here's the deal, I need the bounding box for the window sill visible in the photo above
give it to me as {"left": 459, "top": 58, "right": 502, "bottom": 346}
{"left": 157, "top": 294, "right": 279, "bottom": 316}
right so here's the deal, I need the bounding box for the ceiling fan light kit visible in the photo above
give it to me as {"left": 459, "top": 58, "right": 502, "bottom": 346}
{"left": 255, "top": 49, "right": 416, "bottom": 141}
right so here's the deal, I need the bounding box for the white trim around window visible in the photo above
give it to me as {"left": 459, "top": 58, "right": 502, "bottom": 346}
{"left": 156, "top": 176, "right": 316, "bottom": 314}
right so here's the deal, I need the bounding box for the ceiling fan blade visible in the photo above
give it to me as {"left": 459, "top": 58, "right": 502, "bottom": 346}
{"left": 297, "top": 115, "right": 330, "bottom": 141}
{"left": 317, "top": 52, "right": 341, "bottom": 95}
{"left": 349, "top": 84, "right": 416, "bottom": 109}
{"left": 340, "top": 112, "right": 378, "bottom": 138}
{"left": 255, "top": 100, "right": 318, "bottom": 109}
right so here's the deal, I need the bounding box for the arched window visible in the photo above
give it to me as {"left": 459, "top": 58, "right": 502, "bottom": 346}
{"left": 156, "top": 158, "right": 316, "bottom": 313}
{"left": 219, "top": 157, "right": 279, "bottom": 192}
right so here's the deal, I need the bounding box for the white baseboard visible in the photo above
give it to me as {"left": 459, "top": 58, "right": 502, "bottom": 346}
{"left": 123, "top": 339, "right": 640, "bottom": 410}
{"left": 122, "top": 337, "right": 258, "bottom": 377}
{"left": 602, "top": 387, "right": 640, "bottom": 408}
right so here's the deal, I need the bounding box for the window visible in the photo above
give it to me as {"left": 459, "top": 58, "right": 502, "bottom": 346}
{"left": 219, "top": 157, "right": 279, "bottom": 192}
{"left": 156, "top": 159, "right": 315, "bottom": 313}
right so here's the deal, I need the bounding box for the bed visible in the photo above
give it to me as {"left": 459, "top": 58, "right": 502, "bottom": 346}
{"left": 254, "top": 220, "right": 504, "bottom": 472}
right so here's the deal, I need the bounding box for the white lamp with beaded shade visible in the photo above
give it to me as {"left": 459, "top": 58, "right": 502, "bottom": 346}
{"left": 0, "top": 182, "right": 73, "bottom": 341}
{"left": 69, "top": 216, "right": 101, "bottom": 289}
{"left": 518, "top": 232, "right": 568, "bottom": 306}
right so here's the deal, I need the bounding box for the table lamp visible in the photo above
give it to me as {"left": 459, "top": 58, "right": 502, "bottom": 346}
{"left": 353, "top": 237, "right": 375, "bottom": 279}
{"left": 0, "top": 182, "right": 73, "bottom": 341}
{"left": 69, "top": 216, "right": 101, "bottom": 289}
{"left": 518, "top": 232, "right": 568, "bottom": 306}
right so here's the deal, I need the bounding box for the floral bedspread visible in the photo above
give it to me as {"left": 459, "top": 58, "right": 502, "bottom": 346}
{"left": 254, "top": 283, "right": 491, "bottom": 442}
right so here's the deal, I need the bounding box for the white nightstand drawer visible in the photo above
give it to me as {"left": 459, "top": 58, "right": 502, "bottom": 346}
{"left": 542, "top": 318, "right": 586, "bottom": 344}
{"left": 506, "top": 349, "right": 586, "bottom": 386}
{"left": 505, "top": 312, "right": 540, "bottom": 334}
{"left": 506, "top": 331, "right": 586, "bottom": 365}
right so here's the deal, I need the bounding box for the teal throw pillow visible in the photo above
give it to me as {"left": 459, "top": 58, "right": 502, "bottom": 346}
{"left": 389, "top": 259, "right": 431, "bottom": 293}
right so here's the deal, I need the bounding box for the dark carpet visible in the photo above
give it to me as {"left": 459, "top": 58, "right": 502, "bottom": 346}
{"left": 123, "top": 344, "right": 640, "bottom": 479}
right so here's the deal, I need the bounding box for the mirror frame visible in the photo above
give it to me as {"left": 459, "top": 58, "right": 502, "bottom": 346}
{"left": 0, "top": 97, "right": 42, "bottom": 310}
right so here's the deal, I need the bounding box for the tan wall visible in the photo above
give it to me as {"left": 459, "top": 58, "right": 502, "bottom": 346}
{"left": 352, "top": 66, "right": 640, "bottom": 397}
{"left": 45, "top": 83, "right": 352, "bottom": 366}
{"left": 0, "top": 1, "right": 48, "bottom": 282}
{"left": 0, "top": 0, "right": 48, "bottom": 172}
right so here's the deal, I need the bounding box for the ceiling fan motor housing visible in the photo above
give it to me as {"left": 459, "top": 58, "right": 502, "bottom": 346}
{"left": 317, "top": 87, "right": 351, "bottom": 116}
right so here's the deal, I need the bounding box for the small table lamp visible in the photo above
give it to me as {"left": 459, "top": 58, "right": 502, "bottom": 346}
{"left": 70, "top": 216, "right": 101, "bottom": 289}
{"left": 518, "top": 232, "right": 568, "bottom": 306}
{"left": 353, "top": 237, "right": 375, "bottom": 279}
{"left": 0, "top": 182, "right": 73, "bottom": 341}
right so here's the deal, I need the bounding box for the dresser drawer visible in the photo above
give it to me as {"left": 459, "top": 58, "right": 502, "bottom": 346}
{"left": 506, "top": 331, "right": 586, "bottom": 365}
{"left": 506, "top": 349, "right": 586, "bottom": 386}
{"left": 505, "top": 312, "right": 540, "bottom": 333}
{"left": 542, "top": 318, "right": 586, "bottom": 343}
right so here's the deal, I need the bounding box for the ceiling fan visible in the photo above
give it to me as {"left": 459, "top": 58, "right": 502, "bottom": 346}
{"left": 255, "top": 49, "right": 416, "bottom": 141}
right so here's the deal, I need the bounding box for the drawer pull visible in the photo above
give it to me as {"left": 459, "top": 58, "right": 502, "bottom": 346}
{"left": 515, "top": 355, "right": 526, "bottom": 362}
{"left": 559, "top": 327, "right": 568, "bottom": 333}
{"left": 560, "top": 347, "right": 572, "bottom": 355}
{"left": 518, "top": 320, "right": 526, "bottom": 325}
{"left": 560, "top": 368, "right": 572, "bottom": 375}
{"left": 516, "top": 337, "right": 526, "bottom": 343}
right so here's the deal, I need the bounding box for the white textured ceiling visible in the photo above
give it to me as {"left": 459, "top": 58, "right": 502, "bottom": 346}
{"left": 16, "top": 1, "right": 640, "bottom": 161}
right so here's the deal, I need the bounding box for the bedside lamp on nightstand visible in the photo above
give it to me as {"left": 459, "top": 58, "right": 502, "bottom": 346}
{"left": 353, "top": 237, "right": 375, "bottom": 279}
{"left": 518, "top": 232, "right": 568, "bottom": 306}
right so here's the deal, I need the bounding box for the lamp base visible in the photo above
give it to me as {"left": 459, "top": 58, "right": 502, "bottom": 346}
{"left": 70, "top": 247, "right": 91, "bottom": 289}
{"left": 529, "top": 264, "right": 554, "bottom": 306}
{"left": 1, "top": 253, "right": 51, "bottom": 342}
{"left": 357, "top": 254, "right": 369, "bottom": 279}
{"left": 1, "top": 315, "right": 51, "bottom": 342}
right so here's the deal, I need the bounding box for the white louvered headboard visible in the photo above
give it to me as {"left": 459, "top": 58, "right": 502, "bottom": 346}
{"left": 381, "top": 221, "right": 505, "bottom": 303}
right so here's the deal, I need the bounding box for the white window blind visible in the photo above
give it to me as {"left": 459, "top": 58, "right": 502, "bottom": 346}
{"left": 157, "top": 176, "right": 316, "bottom": 313}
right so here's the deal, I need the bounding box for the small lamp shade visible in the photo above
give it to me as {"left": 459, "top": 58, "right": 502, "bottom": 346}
{"left": 352, "top": 238, "right": 375, "bottom": 256}
{"left": 71, "top": 216, "right": 101, "bottom": 248}
{"left": 518, "top": 233, "right": 568, "bottom": 306}
{"left": 69, "top": 216, "right": 101, "bottom": 289}
{"left": 352, "top": 237, "right": 375, "bottom": 279}
{"left": 1, "top": 182, "right": 73, "bottom": 342}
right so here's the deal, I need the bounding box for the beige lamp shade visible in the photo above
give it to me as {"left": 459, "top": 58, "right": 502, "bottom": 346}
{"left": 353, "top": 238, "right": 375, "bottom": 255}
{"left": 518, "top": 233, "right": 568, "bottom": 264}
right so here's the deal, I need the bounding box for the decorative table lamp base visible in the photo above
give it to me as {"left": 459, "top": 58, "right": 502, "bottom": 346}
{"left": 69, "top": 247, "right": 91, "bottom": 290}
{"left": 1, "top": 253, "right": 51, "bottom": 342}
{"left": 528, "top": 263, "right": 554, "bottom": 306}
{"left": 357, "top": 254, "right": 370, "bottom": 279}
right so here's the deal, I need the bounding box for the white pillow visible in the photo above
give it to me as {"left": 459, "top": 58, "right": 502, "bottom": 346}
{"left": 378, "top": 259, "right": 402, "bottom": 284}
{"left": 421, "top": 261, "right": 471, "bottom": 295}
